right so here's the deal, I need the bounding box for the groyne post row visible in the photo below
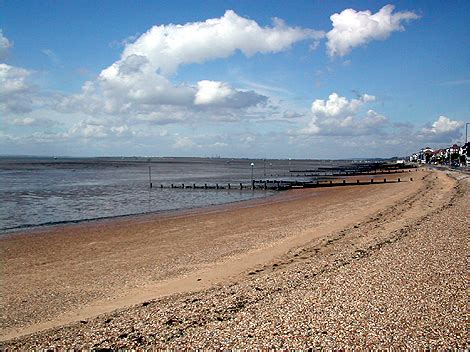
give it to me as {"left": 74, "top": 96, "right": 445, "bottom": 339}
{"left": 287, "top": 169, "right": 419, "bottom": 177}
{"left": 258, "top": 168, "right": 422, "bottom": 179}
{"left": 154, "top": 177, "right": 414, "bottom": 191}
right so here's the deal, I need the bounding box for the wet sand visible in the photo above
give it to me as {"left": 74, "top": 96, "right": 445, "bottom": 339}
{"left": 1, "top": 169, "right": 468, "bottom": 348}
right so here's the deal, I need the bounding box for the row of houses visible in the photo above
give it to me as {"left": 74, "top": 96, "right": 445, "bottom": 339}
{"left": 410, "top": 142, "right": 470, "bottom": 166}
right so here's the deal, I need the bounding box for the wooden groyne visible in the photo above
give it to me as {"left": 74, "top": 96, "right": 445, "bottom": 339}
{"left": 151, "top": 165, "right": 421, "bottom": 191}
{"left": 154, "top": 176, "right": 415, "bottom": 191}
{"left": 288, "top": 167, "right": 418, "bottom": 177}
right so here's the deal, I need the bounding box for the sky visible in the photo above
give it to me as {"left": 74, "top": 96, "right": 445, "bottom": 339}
{"left": 1, "top": 0, "right": 469, "bottom": 159}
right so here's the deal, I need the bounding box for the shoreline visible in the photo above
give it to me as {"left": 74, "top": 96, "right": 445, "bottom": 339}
{"left": 0, "top": 170, "right": 419, "bottom": 238}
{"left": 0, "top": 189, "right": 279, "bottom": 237}
{"left": 2, "top": 169, "right": 467, "bottom": 347}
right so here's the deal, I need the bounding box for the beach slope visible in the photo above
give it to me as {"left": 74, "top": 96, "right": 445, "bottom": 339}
{"left": 1, "top": 169, "right": 468, "bottom": 348}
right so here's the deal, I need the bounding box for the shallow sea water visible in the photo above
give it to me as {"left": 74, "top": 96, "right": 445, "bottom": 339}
{"left": 0, "top": 156, "right": 352, "bottom": 232}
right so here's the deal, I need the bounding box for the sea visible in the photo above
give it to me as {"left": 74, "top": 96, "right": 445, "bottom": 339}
{"left": 0, "top": 156, "right": 356, "bottom": 233}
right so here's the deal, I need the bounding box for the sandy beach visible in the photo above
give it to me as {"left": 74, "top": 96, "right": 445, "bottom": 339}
{"left": 1, "top": 169, "right": 468, "bottom": 348}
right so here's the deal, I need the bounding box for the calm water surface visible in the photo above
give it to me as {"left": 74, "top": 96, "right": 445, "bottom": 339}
{"left": 0, "top": 157, "right": 353, "bottom": 232}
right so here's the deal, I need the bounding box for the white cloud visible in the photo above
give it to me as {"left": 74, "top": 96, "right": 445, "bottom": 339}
{"left": 194, "top": 80, "right": 234, "bottom": 105}
{"left": 0, "top": 29, "right": 12, "bottom": 59}
{"left": 300, "top": 92, "right": 388, "bottom": 136}
{"left": 428, "top": 116, "right": 463, "bottom": 134}
{"left": 363, "top": 109, "right": 387, "bottom": 127}
{"left": 418, "top": 116, "right": 464, "bottom": 144}
{"left": 311, "top": 92, "right": 374, "bottom": 121}
{"left": 326, "top": 4, "right": 419, "bottom": 57}
{"left": 194, "top": 80, "right": 266, "bottom": 108}
{"left": 412, "top": 116, "right": 464, "bottom": 144}
{"left": 122, "top": 10, "right": 324, "bottom": 75}
{"left": 3, "top": 11, "right": 317, "bottom": 129}
{"left": 61, "top": 10, "right": 315, "bottom": 116}
{"left": 64, "top": 120, "right": 134, "bottom": 139}
{"left": 9, "top": 117, "right": 56, "bottom": 127}
{"left": 0, "top": 63, "right": 35, "bottom": 114}
{"left": 11, "top": 117, "right": 36, "bottom": 126}
{"left": 110, "top": 125, "right": 131, "bottom": 137}
{"left": 68, "top": 121, "right": 108, "bottom": 139}
{"left": 0, "top": 64, "right": 30, "bottom": 95}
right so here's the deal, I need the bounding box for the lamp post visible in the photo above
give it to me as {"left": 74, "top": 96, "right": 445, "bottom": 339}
{"left": 466, "top": 122, "right": 470, "bottom": 144}
{"left": 250, "top": 162, "right": 254, "bottom": 189}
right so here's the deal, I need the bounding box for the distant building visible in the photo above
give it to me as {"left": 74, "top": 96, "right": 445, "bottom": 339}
{"left": 448, "top": 144, "right": 460, "bottom": 165}
{"left": 419, "top": 147, "right": 434, "bottom": 163}
{"left": 460, "top": 142, "right": 469, "bottom": 165}
{"left": 413, "top": 143, "right": 469, "bottom": 166}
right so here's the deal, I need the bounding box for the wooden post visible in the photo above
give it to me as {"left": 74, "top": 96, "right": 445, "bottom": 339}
{"left": 193, "top": 183, "right": 196, "bottom": 189}
{"left": 204, "top": 183, "right": 207, "bottom": 189}
{"left": 228, "top": 183, "right": 231, "bottom": 189}
{"left": 182, "top": 183, "right": 184, "bottom": 189}
{"left": 250, "top": 162, "right": 254, "bottom": 190}
{"left": 171, "top": 183, "right": 174, "bottom": 188}
{"left": 398, "top": 178, "right": 400, "bottom": 182}
{"left": 371, "top": 179, "right": 374, "bottom": 183}
{"left": 216, "top": 183, "right": 219, "bottom": 189}
{"left": 240, "top": 183, "right": 243, "bottom": 190}
{"left": 410, "top": 178, "right": 413, "bottom": 181}
{"left": 343, "top": 180, "right": 346, "bottom": 184}
{"left": 357, "top": 180, "right": 360, "bottom": 184}
{"left": 384, "top": 179, "right": 386, "bottom": 183}
{"left": 148, "top": 165, "right": 152, "bottom": 188}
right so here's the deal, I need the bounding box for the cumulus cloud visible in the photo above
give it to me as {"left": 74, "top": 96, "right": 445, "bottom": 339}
{"left": 300, "top": 92, "right": 388, "bottom": 135}
{"left": 419, "top": 116, "right": 464, "bottom": 143}
{"left": 194, "top": 80, "right": 267, "bottom": 108}
{"left": 0, "top": 63, "right": 35, "bottom": 114}
{"left": 326, "top": 4, "right": 419, "bottom": 57}
{"left": 363, "top": 109, "right": 388, "bottom": 126}
{"left": 122, "top": 10, "right": 324, "bottom": 75}
{"left": 427, "top": 116, "right": 463, "bottom": 134}
{"left": 60, "top": 10, "right": 315, "bottom": 116}
{"left": 0, "top": 29, "right": 12, "bottom": 59}
{"left": 65, "top": 121, "right": 133, "bottom": 139}
{"left": 311, "top": 92, "right": 375, "bottom": 120}
{"left": 194, "top": 80, "right": 234, "bottom": 105}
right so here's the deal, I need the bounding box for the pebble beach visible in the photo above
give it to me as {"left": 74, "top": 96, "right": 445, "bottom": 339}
{"left": 1, "top": 169, "right": 468, "bottom": 349}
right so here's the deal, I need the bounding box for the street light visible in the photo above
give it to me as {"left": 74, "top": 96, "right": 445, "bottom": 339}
{"left": 250, "top": 162, "right": 255, "bottom": 189}
{"left": 466, "top": 122, "right": 470, "bottom": 144}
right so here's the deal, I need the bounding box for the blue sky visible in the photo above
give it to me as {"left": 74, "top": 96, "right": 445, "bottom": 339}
{"left": 1, "top": 0, "right": 469, "bottom": 158}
